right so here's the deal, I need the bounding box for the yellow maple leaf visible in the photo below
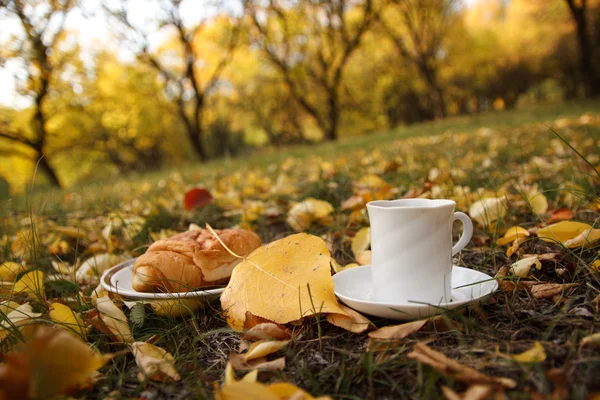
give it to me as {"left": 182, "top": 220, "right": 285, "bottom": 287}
{"left": 0, "top": 261, "right": 27, "bottom": 282}
{"left": 537, "top": 221, "right": 592, "bottom": 244}
{"left": 496, "top": 226, "right": 530, "bottom": 246}
{"left": 286, "top": 198, "right": 334, "bottom": 232}
{"left": 49, "top": 302, "right": 87, "bottom": 339}
{"left": 13, "top": 270, "right": 45, "bottom": 299}
{"left": 220, "top": 233, "right": 348, "bottom": 331}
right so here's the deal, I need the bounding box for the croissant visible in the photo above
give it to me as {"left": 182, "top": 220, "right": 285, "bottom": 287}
{"left": 132, "top": 228, "right": 261, "bottom": 293}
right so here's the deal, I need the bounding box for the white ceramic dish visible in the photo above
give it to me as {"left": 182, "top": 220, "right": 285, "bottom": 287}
{"left": 100, "top": 259, "right": 224, "bottom": 300}
{"left": 333, "top": 265, "right": 498, "bottom": 321}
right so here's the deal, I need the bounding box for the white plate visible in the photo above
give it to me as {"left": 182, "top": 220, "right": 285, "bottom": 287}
{"left": 100, "top": 259, "right": 225, "bottom": 300}
{"left": 333, "top": 265, "right": 498, "bottom": 321}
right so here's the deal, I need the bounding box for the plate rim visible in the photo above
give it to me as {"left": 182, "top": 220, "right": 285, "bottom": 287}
{"left": 333, "top": 264, "right": 498, "bottom": 310}
{"left": 100, "top": 258, "right": 225, "bottom": 300}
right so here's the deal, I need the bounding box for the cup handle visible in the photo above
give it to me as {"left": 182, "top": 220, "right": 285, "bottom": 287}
{"left": 451, "top": 212, "right": 473, "bottom": 256}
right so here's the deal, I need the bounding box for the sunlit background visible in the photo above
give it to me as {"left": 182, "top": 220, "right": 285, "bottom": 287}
{"left": 0, "top": 0, "right": 597, "bottom": 193}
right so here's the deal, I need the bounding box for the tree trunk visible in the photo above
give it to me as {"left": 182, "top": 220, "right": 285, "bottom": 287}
{"left": 188, "top": 125, "right": 208, "bottom": 162}
{"left": 325, "top": 91, "right": 340, "bottom": 141}
{"left": 420, "top": 61, "right": 446, "bottom": 119}
{"left": 36, "top": 150, "right": 62, "bottom": 188}
{"left": 566, "top": 0, "right": 600, "bottom": 97}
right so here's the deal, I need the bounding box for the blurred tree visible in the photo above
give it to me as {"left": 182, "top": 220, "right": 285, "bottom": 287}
{"left": 564, "top": 0, "right": 600, "bottom": 97}
{"left": 0, "top": 0, "right": 76, "bottom": 187}
{"left": 377, "top": 0, "right": 456, "bottom": 120}
{"left": 246, "top": 0, "right": 375, "bottom": 141}
{"left": 106, "top": 0, "right": 241, "bottom": 161}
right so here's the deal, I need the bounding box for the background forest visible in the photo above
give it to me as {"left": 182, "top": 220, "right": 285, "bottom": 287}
{"left": 0, "top": 0, "right": 598, "bottom": 193}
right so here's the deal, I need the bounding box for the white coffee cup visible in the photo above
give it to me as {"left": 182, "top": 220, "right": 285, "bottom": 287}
{"left": 366, "top": 199, "right": 473, "bottom": 304}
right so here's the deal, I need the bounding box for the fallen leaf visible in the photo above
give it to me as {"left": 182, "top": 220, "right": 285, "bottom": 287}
{"left": 510, "top": 256, "right": 542, "bottom": 278}
{"left": 368, "top": 316, "right": 460, "bottom": 342}
{"left": 528, "top": 192, "right": 549, "bottom": 215}
{"left": 268, "top": 382, "right": 332, "bottom": 399}
{"left": 95, "top": 295, "right": 133, "bottom": 343}
{"left": 355, "top": 250, "right": 371, "bottom": 265}
{"left": 51, "top": 226, "right": 87, "bottom": 239}
{"left": 215, "top": 381, "right": 280, "bottom": 400}
{"left": 441, "top": 385, "right": 493, "bottom": 400}
{"left": 0, "top": 326, "right": 113, "bottom": 399}
{"left": 496, "top": 226, "right": 530, "bottom": 246}
{"left": 546, "top": 368, "right": 568, "bottom": 400}
{"left": 76, "top": 253, "right": 124, "bottom": 283}
{"left": 0, "top": 303, "right": 42, "bottom": 343}
{"left": 469, "top": 198, "right": 506, "bottom": 227}
{"left": 530, "top": 282, "right": 579, "bottom": 299}
{"left": 148, "top": 298, "right": 202, "bottom": 317}
{"left": 0, "top": 300, "right": 19, "bottom": 316}
{"left": 51, "top": 260, "right": 76, "bottom": 276}
{"left": 563, "top": 228, "right": 600, "bottom": 248}
{"left": 326, "top": 304, "right": 373, "bottom": 333}
{"left": 498, "top": 341, "right": 546, "bottom": 363}
{"left": 243, "top": 323, "right": 291, "bottom": 341}
{"left": 49, "top": 302, "right": 86, "bottom": 339}
{"left": 183, "top": 187, "right": 213, "bottom": 210}
{"left": 332, "top": 262, "right": 359, "bottom": 273}
{"left": 506, "top": 236, "right": 528, "bottom": 257}
{"left": 13, "top": 270, "right": 45, "bottom": 299}
{"left": 581, "top": 332, "right": 600, "bottom": 348}
{"left": 132, "top": 342, "right": 181, "bottom": 382}
{"left": 229, "top": 353, "right": 286, "bottom": 372}
{"left": 592, "top": 259, "right": 600, "bottom": 273}
{"left": 243, "top": 340, "right": 291, "bottom": 362}
{"left": 546, "top": 208, "right": 574, "bottom": 224}
{"left": 341, "top": 195, "right": 364, "bottom": 211}
{"left": 286, "top": 198, "right": 334, "bottom": 232}
{"left": 220, "top": 233, "right": 348, "bottom": 331}
{"left": 537, "top": 221, "right": 592, "bottom": 244}
{"left": 407, "top": 342, "right": 516, "bottom": 388}
{"left": 0, "top": 261, "right": 27, "bottom": 282}
{"left": 351, "top": 228, "right": 370, "bottom": 258}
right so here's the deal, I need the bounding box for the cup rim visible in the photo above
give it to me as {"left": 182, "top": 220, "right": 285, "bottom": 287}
{"left": 367, "top": 198, "right": 456, "bottom": 209}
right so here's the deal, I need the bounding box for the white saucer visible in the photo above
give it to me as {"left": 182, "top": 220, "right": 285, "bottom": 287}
{"left": 333, "top": 265, "right": 498, "bottom": 321}
{"left": 100, "top": 259, "right": 224, "bottom": 300}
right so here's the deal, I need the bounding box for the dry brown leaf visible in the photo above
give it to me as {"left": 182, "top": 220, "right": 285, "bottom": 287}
{"left": 95, "top": 295, "right": 133, "bottom": 343}
{"left": 563, "top": 228, "right": 600, "bottom": 248}
{"left": 510, "top": 256, "right": 541, "bottom": 278}
{"left": 494, "top": 266, "right": 515, "bottom": 292}
{"left": 530, "top": 283, "right": 579, "bottom": 299}
{"left": 0, "top": 326, "right": 113, "bottom": 399}
{"left": 369, "top": 316, "right": 460, "bottom": 342}
{"left": 229, "top": 353, "right": 286, "bottom": 372}
{"left": 546, "top": 208, "right": 575, "bottom": 224}
{"left": 0, "top": 303, "right": 42, "bottom": 343}
{"left": 546, "top": 368, "right": 568, "bottom": 400}
{"left": 407, "top": 342, "right": 516, "bottom": 389}
{"left": 326, "top": 304, "right": 373, "bottom": 333}
{"left": 131, "top": 342, "right": 181, "bottom": 382}
{"left": 243, "top": 323, "right": 291, "bottom": 341}
{"left": 220, "top": 233, "right": 348, "bottom": 331}
{"left": 243, "top": 340, "right": 290, "bottom": 362}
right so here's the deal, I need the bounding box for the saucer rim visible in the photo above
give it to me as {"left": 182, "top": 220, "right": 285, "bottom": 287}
{"left": 333, "top": 264, "right": 498, "bottom": 309}
{"left": 100, "top": 259, "right": 225, "bottom": 300}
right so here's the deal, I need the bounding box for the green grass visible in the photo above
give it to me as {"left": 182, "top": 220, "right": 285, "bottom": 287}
{"left": 1, "top": 101, "right": 600, "bottom": 399}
